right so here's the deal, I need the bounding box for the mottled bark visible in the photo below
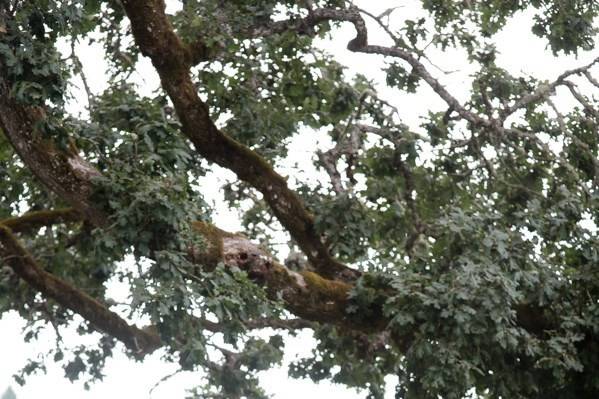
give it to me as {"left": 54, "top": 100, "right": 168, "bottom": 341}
{"left": 119, "top": 0, "right": 357, "bottom": 281}
{"left": 0, "top": 71, "right": 367, "bottom": 353}
{"left": 1, "top": 0, "right": 595, "bottom": 364}
{"left": 0, "top": 74, "right": 105, "bottom": 226}
{"left": 0, "top": 224, "right": 161, "bottom": 355}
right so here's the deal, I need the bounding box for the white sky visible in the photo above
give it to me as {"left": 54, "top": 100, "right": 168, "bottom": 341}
{"left": 1, "top": 1, "right": 597, "bottom": 398}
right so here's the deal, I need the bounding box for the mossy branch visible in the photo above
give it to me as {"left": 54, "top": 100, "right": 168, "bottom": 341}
{"left": 119, "top": 0, "right": 358, "bottom": 282}
{"left": 0, "top": 73, "right": 105, "bottom": 226}
{"left": 191, "top": 221, "right": 384, "bottom": 331}
{"left": 1, "top": 208, "right": 82, "bottom": 234}
{"left": 0, "top": 223, "right": 161, "bottom": 356}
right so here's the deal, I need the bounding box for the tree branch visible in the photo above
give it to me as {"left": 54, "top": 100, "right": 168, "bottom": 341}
{"left": 0, "top": 223, "right": 161, "bottom": 355}
{"left": 237, "top": 6, "right": 489, "bottom": 127}
{"left": 1, "top": 208, "right": 82, "bottom": 234}
{"left": 189, "top": 221, "right": 370, "bottom": 328}
{"left": 216, "top": 5, "right": 599, "bottom": 134}
{"left": 503, "top": 56, "right": 599, "bottom": 116}
{"left": 200, "top": 317, "right": 315, "bottom": 332}
{"left": 119, "top": 0, "right": 357, "bottom": 281}
{"left": 0, "top": 65, "right": 368, "bottom": 347}
{"left": 0, "top": 72, "right": 105, "bottom": 226}
{"left": 583, "top": 70, "right": 599, "bottom": 89}
{"left": 563, "top": 80, "right": 599, "bottom": 120}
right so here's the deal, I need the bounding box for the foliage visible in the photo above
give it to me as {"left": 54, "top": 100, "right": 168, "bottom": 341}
{"left": 0, "top": 0, "right": 598, "bottom": 398}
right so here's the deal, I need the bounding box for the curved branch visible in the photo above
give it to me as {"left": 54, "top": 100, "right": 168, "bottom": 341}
{"left": 218, "top": 6, "right": 599, "bottom": 131}
{"left": 1, "top": 208, "right": 82, "bottom": 234}
{"left": 221, "top": 6, "right": 489, "bottom": 127}
{"left": 504, "top": 56, "right": 599, "bottom": 116}
{"left": 0, "top": 66, "right": 367, "bottom": 347}
{"left": 0, "top": 73, "right": 105, "bottom": 226}
{"left": 0, "top": 223, "right": 161, "bottom": 355}
{"left": 119, "top": 0, "right": 357, "bottom": 281}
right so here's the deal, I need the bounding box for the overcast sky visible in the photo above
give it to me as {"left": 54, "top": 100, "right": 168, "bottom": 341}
{"left": 1, "top": 1, "right": 597, "bottom": 398}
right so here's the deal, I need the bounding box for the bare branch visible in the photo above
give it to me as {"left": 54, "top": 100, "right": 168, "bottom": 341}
{"left": 503, "top": 56, "right": 599, "bottom": 116}
{"left": 583, "top": 70, "right": 599, "bottom": 89}
{"left": 227, "top": 6, "right": 490, "bottom": 128}
{"left": 317, "top": 149, "right": 345, "bottom": 194}
{"left": 354, "top": 4, "right": 402, "bottom": 45}
{"left": 69, "top": 39, "right": 94, "bottom": 110}
{"left": 215, "top": 5, "right": 599, "bottom": 138}
{"left": 563, "top": 80, "right": 599, "bottom": 120}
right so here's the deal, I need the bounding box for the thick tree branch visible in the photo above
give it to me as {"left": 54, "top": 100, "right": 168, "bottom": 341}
{"left": 0, "top": 73, "right": 105, "bottom": 226}
{"left": 190, "top": 221, "right": 378, "bottom": 329}
{"left": 119, "top": 0, "right": 356, "bottom": 281}
{"left": 0, "top": 223, "right": 161, "bottom": 355}
{"left": 0, "top": 66, "right": 366, "bottom": 348}
{"left": 1, "top": 208, "right": 82, "bottom": 234}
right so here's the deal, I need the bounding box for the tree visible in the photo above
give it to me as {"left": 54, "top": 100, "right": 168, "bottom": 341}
{"left": 0, "top": 0, "right": 597, "bottom": 397}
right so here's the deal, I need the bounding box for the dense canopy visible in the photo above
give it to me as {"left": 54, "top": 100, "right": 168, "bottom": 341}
{"left": 0, "top": 0, "right": 598, "bottom": 398}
